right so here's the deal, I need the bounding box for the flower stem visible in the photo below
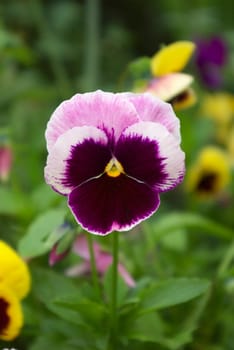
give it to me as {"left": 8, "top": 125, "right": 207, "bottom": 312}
{"left": 86, "top": 233, "right": 101, "bottom": 300}
{"left": 110, "top": 232, "right": 119, "bottom": 348}
{"left": 217, "top": 239, "right": 234, "bottom": 278}
{"left": 83, "top": 0, "right": 100, "bottom": 91}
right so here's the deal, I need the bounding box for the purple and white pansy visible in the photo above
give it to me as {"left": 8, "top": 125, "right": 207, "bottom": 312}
{"left": 45, "top": 90, "right": 185, "bottom": 235}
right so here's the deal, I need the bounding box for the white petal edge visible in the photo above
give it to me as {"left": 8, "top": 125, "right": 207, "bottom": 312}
{"left": 123, "top": 121, "right": 185, "bottom": 192}
{"left": 45, "top": 126, "right": 108, "bottom": 195}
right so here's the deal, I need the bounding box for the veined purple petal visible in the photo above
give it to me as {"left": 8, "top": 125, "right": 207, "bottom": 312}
{"left": 46, "top": 90, "right": 140, "bottom": 152}
{"left": 115, "top": 133, "right": 167, "bottom": 187}
{"left": 68, "top": 174, "right": 160, "bottom": 235}
{"left": 45, "top": 126, "right": 110, "bottom": 195}
{"left": 121, "top": 121, "right": 185, "bottom": 192}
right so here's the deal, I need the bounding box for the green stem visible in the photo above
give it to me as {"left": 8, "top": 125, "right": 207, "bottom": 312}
{"left": 111, "top": 232, "right": 119, "bottom": 348}
{"left": 217, "top": 239, "right": 234, "bottom": 278}
{"left": 86, "top": 233, "right": 101, "bottom": 300}
{"left": 83, "top": 0, "right": 100, "bottom": 91}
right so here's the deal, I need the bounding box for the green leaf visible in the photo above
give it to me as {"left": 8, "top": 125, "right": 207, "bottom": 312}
{"left": 138, "top": 277, "right": 210, "bottom": 314}
{"left": 127, "top": 287, "right": 211, "bottom": 349}
{"left": 29, "top": 336, "right": 78, "bottom": 350}
{"left": 128, "top": 56, "right": 151, "bottom": 78}
{"left": 32, "top": 267, "right": 79, "bottom": 301}
{"left": 151, "top": 212, "right": 233, "bottom": 241}
{"left": 18, "top": 208, "right": 67, "bottom": 258}
{"left": 127, "top": 313, "right": 192, "bottom": 349}
{"left": 53, "top": 295, "right": 108, "bottom": 326}
{"left": 29, "top": 319, "right": 102, "bottom": 350}
{"left": 127, "top": 312, "right": 166, "bottom": 343}
{"left": 32, "top": 267, "right": 86, "bottom": 327}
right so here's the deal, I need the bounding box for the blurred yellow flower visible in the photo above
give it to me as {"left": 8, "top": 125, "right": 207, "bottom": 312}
{"left": 146, "top": 41, "right": 196, "bottom": 110}
{"left": 227, "top": 126, "right": 234, "bottom": 165}
{"left": 0, "top": 240, "right": 31, "bottom": 300}
{"left": 151, "top": 41, "right": 196, "bottom": 77}
{"left": 186, "top": 146, "right": 231, "bottom": 198}
{"left": 146, "top": 73, "right": 196, "bottom": 111}
{"left": 201, "top": 93, "right": 234, "bottom": 145}
{"left": 0, "top": 283, "right": 23, "bottom": 341}
{"left": 0, "top": 241, "right": 31, "bottom": 342}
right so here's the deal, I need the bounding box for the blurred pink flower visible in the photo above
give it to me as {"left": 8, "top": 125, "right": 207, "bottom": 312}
{"left": 66, "top": 234, "right": 136, "bottom": 287}
{"left": 49, "top": 242, "right": 70, "bottom": 266}
{"left": 0, "top": 145, "right": 13, "bottom": 182}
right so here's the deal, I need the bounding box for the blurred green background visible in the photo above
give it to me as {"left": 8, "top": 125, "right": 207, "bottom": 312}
{"left": 0, "top": 1, "right": 234, "bottom": 349}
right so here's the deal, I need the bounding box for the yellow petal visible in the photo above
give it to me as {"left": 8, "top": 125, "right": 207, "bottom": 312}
{"left": 201, "top": 93, "right": 234, "bottom": 125}
{"left": 186, "top": 147, "right": 231, "bottom": 198}
{"left": 151, "top": 41, "right": 196, "bottom": 76}
{"left": 0, "top": 241, "right": 31, "bottom": 300}
{"left": 0, "top": 283, "right": 23, "bottom": 341}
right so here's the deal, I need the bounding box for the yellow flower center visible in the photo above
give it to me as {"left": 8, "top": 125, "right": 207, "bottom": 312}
{"left": 105, "top": 158, "right": 124, "bottom": 178}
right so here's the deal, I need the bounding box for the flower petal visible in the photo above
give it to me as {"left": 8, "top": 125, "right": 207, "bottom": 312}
{"left": 68, "top": 174, "right": 160, "bottom": 235}
{"left": 0, "top": 283, "right": 23, "bottom": 341}
{"left": 46, "top": 90, "right": 140, "bottom": 151}
{"left": 45, "top": 126, "right": 110, "bottom": 195}
{"left": 125, "top": 92, "right": 181, "bottom": 141}
{"left": 73, "top": 234, "right": 101, "bottom": 260}
{"left": 0, "top": 241, "right": 31, "bottom": 300}
{"left": 151, "top": 41, "right": 196, "bottom": 76}
{"left": 118, "top": 263, "right": 136, "bottom": 287}
{"left": 146, "top": 73, "right": 194, "bottom": 103}
{"left": 121, "top": 121, "right": 185, "bottom": 192}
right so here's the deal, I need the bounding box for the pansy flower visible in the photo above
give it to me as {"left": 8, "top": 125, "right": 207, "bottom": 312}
{"left": 45, "top": 90, "right": 185, "bottom": 235}
{"left": 186, "top": 146, "right": 231, "bottom": 198}
{"left": 0, "top": 241, "right": 31, "bottom": 341}
{"left": 195, "top": 36, "right": 228, "bottom": 89}
{"left": 146, "top": 41, "right": 196, "bottom": 110}
{"left": 66, "top": 234, "right": 136, "bottom": 287}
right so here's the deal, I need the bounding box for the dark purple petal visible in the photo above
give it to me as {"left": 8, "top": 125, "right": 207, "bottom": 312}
{"left": 195, "top": 36, "right": 228, "bottom": 67}
{"left": 0, "top": 297, "right": 10, "bottom": 333}
{"left": 115, "top": 134, "right": 167, "bottom": 187}
{"left": 63, "top": 139, "right": 111, "bottom": 188}
{"left": 207, "top": 37, "right": 228, "bottom": 66}
{"left": 199, "top": 65, "right": 223, "bottom": 89}
{"left": 68, "top": 174, "right": 160, "bottom": 235}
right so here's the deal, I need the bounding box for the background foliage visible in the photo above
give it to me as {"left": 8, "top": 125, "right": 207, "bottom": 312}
{"left": 0, "top": 1, "right": 233, "bottom": 349}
